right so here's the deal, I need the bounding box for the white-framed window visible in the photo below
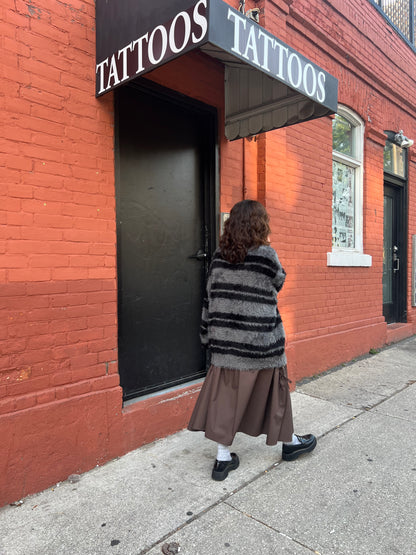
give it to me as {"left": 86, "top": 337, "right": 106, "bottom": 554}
{"left": 327, "top": 106, "right": 372, "bottom": 267}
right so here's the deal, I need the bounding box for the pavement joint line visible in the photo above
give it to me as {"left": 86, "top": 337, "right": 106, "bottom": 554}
{"left": 222, "top": 502, "right": 319, "bottom": 553}
{"left": 138, "top": 377, "right": 414, "bottom": 554}
{"left": 138, "top": 418, "right": 352, "bottom": 553}
{"left": 357, "top": 379, "right": 416, "bottom": 412}
{"left": 137, "top": 491, "right": 242, "bottom": 554}
{"left": 371, "top": 411, "right": 415, "bottom": 424}
{"left": 296, "top": 334, "right": 416, "bottom": 389}
{"left": 138, "top": 459, "right": 289, "bottom": 554}
{"left": 296, "top": 372, "right": 416, "bottom": 413}
{"left": 301, "top": 379, "right": 416, "bottom": 447}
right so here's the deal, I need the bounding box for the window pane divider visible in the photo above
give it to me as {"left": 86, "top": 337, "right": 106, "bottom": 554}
{"left": 333, "top": 152, "right": 361, "bottom": 167}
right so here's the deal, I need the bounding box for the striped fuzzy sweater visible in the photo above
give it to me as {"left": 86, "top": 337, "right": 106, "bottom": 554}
{"left": 200, "top": 245, "right": 287, "bottom": 370}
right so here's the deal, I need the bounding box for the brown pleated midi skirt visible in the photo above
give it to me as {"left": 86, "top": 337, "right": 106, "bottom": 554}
{"left": 188, "top": 365, "right": 294, "bottom": 446}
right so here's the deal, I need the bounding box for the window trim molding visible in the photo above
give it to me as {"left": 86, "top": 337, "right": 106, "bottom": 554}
{"left": 327, "top": 250, "right": 372, "bottom": 267}
{"left": 328, "top": 106, "right": 372, "bottom": 267}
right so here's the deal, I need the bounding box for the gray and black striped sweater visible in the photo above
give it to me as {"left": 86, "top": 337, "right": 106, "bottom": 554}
{"left": 200, "top": 245, "right": 287, "bottom": 371}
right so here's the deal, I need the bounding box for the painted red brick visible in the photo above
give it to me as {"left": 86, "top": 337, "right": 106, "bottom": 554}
{"left": 1, "top": 0, "right": 415, "bottom": 506}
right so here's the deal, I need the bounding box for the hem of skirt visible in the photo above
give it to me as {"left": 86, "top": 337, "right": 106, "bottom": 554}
{"left": 187, "top": 425, "right": 293, "bottom": 446}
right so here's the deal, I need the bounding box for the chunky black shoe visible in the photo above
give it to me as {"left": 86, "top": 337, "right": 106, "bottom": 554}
{"left": 282, "top": 434, "right": 317, "bottom": 461}
{"left": 212, "top": 453, "right": 240, "bottom": 481}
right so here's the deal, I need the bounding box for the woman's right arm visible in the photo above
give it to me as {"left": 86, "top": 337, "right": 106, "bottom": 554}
{"left": 270, "top": 249, "right": 286, "bottom": 292}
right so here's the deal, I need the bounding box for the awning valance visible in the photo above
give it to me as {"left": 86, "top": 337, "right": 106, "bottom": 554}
{"left": 96, "top": 0, "right": 338, "bottom": 140}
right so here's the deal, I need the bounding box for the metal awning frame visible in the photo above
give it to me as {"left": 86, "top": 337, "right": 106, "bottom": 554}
{"left": 95, "top": 0, "right": 338, "bottom": 140}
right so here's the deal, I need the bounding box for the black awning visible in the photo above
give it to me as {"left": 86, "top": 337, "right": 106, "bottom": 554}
{"left": 96, "top": 0, "right": 338, "bottom": 139}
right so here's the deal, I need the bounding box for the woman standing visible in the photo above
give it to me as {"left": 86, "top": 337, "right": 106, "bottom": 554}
{"left": 188, "top": 200, "right": 316, "bottom": 481}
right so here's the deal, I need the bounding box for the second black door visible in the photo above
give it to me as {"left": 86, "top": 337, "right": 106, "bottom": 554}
{"left": 383, "top": 183, "right": 405, "bottom": 323}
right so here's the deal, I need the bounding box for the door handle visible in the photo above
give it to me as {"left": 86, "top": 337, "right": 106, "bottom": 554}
{"left": 189, "top": 249, "right": 207, "bottom": 261}
{"left": 393, "top": 245, "right": 399, "bottom": 273}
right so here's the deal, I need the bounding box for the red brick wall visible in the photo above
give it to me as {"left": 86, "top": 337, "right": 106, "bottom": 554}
{"left": 0, "top": 0, "right": 228, "bottom": 506}
{"left": 1, "top": 0, "right": 415, "bottom": 505}
{"left": 1, "top": 0, "right": 121, "bottom": 505}
{"left": 1, "top": 0, "right": 117, "bottom": 381}
{"left": 261, "top": 0, "right": 416, "bottom": 378}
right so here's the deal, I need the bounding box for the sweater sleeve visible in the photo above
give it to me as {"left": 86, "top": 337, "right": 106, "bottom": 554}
{"left": 270, "top": 248, "right": 286, "bottom": 292}
{"left": 200, "top": 260, "right": 215, "bottom": 346}
{"left": 200, "top": 293, "right": 209, "bottom": 346}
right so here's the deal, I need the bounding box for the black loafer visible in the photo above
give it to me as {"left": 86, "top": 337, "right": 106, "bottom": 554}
{"left": 282, "top": 434, "right": 317, "bottom": 461}
{"left": 212, "top": 453, "right": 239, "bottom": 481}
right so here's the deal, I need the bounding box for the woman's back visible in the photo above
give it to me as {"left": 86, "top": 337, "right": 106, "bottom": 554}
{"left": 201, "top": 245, "right": 287, "bottom": 371}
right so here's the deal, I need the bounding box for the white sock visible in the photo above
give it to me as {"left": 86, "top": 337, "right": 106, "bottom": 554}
{"left": 217, "top": 443, "right": 232, "bottom": 461}
{"left": 285, "top": 434, "right": 301, "bottom": 446}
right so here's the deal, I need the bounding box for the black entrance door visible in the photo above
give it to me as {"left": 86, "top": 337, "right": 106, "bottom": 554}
{"left": 383, "top": 183, "right": 405, "bottom": 323}
{"left": 116, "top": 82, "right": 216, "bottom": 400}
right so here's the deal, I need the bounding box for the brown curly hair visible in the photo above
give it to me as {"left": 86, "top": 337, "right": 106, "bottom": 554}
{"left": 219, "top": 200, "right": 271, "bottom": 264}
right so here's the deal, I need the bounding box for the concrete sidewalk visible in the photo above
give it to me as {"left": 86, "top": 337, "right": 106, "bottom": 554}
{"left": 1, "top": 337, "right": 415, "bottom": 555}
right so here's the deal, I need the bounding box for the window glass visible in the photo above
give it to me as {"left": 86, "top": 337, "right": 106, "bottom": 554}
{"left": 329, "top": 107, "right": 371, "bottom": 267}
{"left": 332, "top": 161, "right": 355, "bottom": 248}
{"left": 332, "top": 114, "right": 353, "bottom": 156}
{"left": 383, "top": 140, "right": 405, "bottom": 177}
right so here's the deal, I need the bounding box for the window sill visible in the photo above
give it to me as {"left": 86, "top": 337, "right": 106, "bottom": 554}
{"left": 327, "top": 251, "right": 372, "bottom": 267}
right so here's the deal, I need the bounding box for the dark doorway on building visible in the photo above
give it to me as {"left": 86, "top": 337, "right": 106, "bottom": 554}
{"left": 115, "top": 81, "right": 217, "bottom": 401}
{"left": 383, "top": 180, "right": 407, "bottom": 324}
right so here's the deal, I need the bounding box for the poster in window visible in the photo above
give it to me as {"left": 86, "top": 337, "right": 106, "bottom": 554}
{"left": 332, "top": 161, "right": 355, "bottom": 248}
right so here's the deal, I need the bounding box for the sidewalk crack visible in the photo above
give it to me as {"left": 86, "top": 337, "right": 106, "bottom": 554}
{"left": 224, "top": 502, "right": 320, "bottom": 553}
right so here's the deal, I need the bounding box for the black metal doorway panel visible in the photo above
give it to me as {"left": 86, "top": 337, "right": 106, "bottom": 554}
{"left": 383, "top": 182, "right": 407, "bottom": 324}
{"left": 115, "top": 81, "right": 217, "bottom": 400}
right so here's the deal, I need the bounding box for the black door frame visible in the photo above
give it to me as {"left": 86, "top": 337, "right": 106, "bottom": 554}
{"left": 383, "top": 173, "right": 408, "bottom": 323}
{"left": 114, "top": 78, "right": 219, "bottom": 399}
